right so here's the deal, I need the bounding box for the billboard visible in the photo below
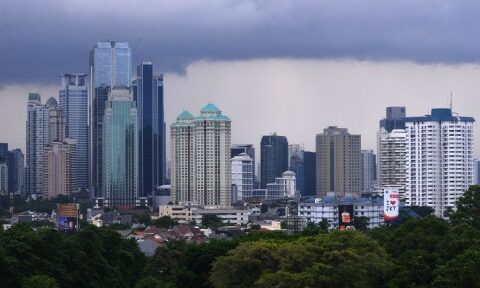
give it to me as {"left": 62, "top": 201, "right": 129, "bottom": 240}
{"left": 57, "top": 204, "right": 80, "bottom": 232}
{"left": 338, "top": 205, "right": 354, "bottom": 230}
{"left": 384, "top": 188, "right": 399, "bottom": 221}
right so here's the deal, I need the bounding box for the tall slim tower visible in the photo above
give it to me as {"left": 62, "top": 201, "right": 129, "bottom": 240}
{"left": 8, "top": 149, "right": 24, "bottom": 195}
{"left": 60, "top": 73, "right": 89, "bottom": 190}
{"left": 46, "top": 97, "right": 65, "bottom": 142}
{"left": 43, "top": 139, "right": 76, "bottom": 199}
{"left": 103, "top": 88, "right": 138, "bottom": 207}
{"left": 26, "top": 93, "right": 50, "bottom": 197}
{"left": 90, "top": 41, "right": 132, "bottom": 197}
{"left": 316, "top": 126, "right": 361, "bottom": 197}
{"left": 405, "top": 108, "right": 475, "bottom": 217}
{"left": 260, "top": 134, "right": 289, "bottom": 189}
{"left": 361, "top": 149, "right": 376, "bottom": 193}
{"left": 377, "top": 129, "right": 406, "bottom": 197}
{"left": 171, "top": 104, "right": 231, "bottom": 206}
{"left": 132, "top": 62, "right": 166, "bottom": 198}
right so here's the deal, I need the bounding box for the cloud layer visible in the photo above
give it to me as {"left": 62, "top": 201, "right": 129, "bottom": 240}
{"left": 1, "top": 0, "right": 480, "bottom": 86}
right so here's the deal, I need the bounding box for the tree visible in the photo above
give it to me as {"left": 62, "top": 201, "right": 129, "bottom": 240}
{"left": 134, "top": 276, "right": 171, "bottom": 288}
{"left": 409, "top": 206, "right": 435, "bottom": 217}
{"left": 353, "top": 216, "right": 369, "bottom": 231}
{"left": 449, "top": 185, "right": 480, "bottom": 229}
{"left": 302, "top": 221, "right": 328, "bottom": 236}
{"left": 136, "top": 212, "right": 152, "bottom": 226}
{"left": 201, "top": 214, "right": 223, "bottom": 230}
{"left": 151, "top": 216, "right": 176, "bottom": 229}
{"left": 432, "top": 249, "right": 480, "bottom": 288}
{"left": 22, "top": 275, "right": 58, "bottom": 288}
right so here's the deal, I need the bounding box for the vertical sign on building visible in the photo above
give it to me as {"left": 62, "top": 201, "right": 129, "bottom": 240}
{"left": 384, "top": 188, "right": 399, "bottom": 221}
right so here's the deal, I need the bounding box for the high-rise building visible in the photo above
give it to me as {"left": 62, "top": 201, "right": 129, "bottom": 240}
{"left": 59, "top": 73, "right": 89, "bottom": 190}
{"left": 289, "top": 144, "right": 305, "bottom": 195}
{"left": 0, "top": 162, "right": 8, "bottom": 195}
{"left": 231, "top": 144, "right": 255, "bottom": 178}
{"left": 8, "top": 149, "right": 24, "bottom": 194}
{"left": 103, "top": 88, "right": 138, "bottom": 206}
{"left": 0, "top": 143, "right": 8, "bottom": 163}
{"left": 405, "top": 108, "right": 475, "bottom": 217}
{"left": 260, "top": 134, "right": 288, "bottom": 189}
{"left": 171, "top": 104, "right": 231, "bottom": 206}
{"left": 316, "top": 126, "right": 361, "bottom": 197}
{"left": 303, "top": 151, "right": 316, "bottom": 197}
{"left": 231, "top": 153, "right": 254, "bottom": 202}
{"left": 377, "top": 128, "right": 406, "bottom": 197}
{"left": 132, "top": 62, "right": 166, "bottom": 198}
{"left": 26, "top": 93, "right": 50, "bottom": 197}
{"left": 380, "top": 106, "right": 406, "bottom": 133}
{"left": 361, "top": 150, "right": 376, "bottom": 193}
{"left": 90, "top": 41, "right": 132, "bottom": 197}
{"left": 476, "top": 160, "right": 480, "bottom": 185}
{"left": 46, "top": 97, "right": 66, "bottom": 142}
{"left": 43, "top": 139, "right": 76, "bottom": 199}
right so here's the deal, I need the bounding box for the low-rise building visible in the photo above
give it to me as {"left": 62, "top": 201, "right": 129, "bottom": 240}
{"left": 192, "top": 207, "right": 251, "bottom": 225}
{"left": 159, "top": 203, "right": 201, "bottom": 223}
{"left": 298, "top": 195, "right": 384, "bottom": 229}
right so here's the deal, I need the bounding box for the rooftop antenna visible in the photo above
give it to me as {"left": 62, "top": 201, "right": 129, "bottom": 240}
{"left": 449, "top": 92, "right": 453, "bottom": 110}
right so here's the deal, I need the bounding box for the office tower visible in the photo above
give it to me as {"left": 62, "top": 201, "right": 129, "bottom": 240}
{"left": 289, "top": 144, "right": 305, "bottom": 195}
{"left": 103, "top": 88, "right": 138, "bottom": 206}
{"left": 231, "top": 153, "right": 254, "bottom": 202}
{"left": 380, "top": 106, "right": 406, "bottom": 133}
{"left": 377, "top": 129, "right": 406, "bottom": 197}
{"left": 90, "top": 41, "right": 132, "bottom": 197}
{"left": 405, "top": 108, "right": 475, "bottom": 217}
{"left": 0, "top": 162, "right": 7, "bottom": 195}
{"left": 46, "top": 97, "right": 65, "bottom": 142}
{"left": 59, "top": 73, "right": 89, "bottom": 190}
{"left": 231, "top": 144, "right": 256, "bottom": 178}
{"left": 476, "top": 160, "right": 480, "bottom": 185}
{"left": 0, "top": 143, "right": 8, "bottom": 163}
{"left": 8, "top": 149, "right": 24, "bottom": 194}
{"left": 43, "top": 139, "right": 76, "bottom": 199}
{"left": 303, "top": 151, "right": 316, "bottom": 196}
{"left": 26, "top": 93, "right": 50, "bottom": 197}
{"left": 171, "top": 104, "right": 231, "bottom": 206}
{"left": 267, "top": 171, "right": 297, "bottom": 199}
{"left": 316, "top": 126, "right": 361, "bottom": 197}
{"left": 260, "top": 134, "right": 288, "bottom": 189}
{"left": 132, "top": 62, "right": 166, "bottom": 198}
{"left": 361, "top": 150, "right": 376, "bottom": 193}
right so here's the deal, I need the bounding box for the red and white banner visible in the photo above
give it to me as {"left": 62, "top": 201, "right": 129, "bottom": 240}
{"left": 384, "top": 188, "right": 399, "bottom": 221}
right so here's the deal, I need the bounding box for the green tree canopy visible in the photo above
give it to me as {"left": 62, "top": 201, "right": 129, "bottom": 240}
{"left": 201, "top": 214, "right": 223, "bottom": 230}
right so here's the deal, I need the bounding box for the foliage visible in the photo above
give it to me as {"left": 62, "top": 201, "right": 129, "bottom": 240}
{"left": 201, "top": 214, "right": 223, "bottom": 230}
{"left": 409, "top": 206, "right": 435, "bottom": 217}
{"left": 353, "top": 216, "right": 369, "bottom": 231}
{"left": 134, "top": 212, "right": 152, "bottom": 226}
{"left": 22, "top": 275, "right": 59, "bottom": 288}
{"left": 450, "top": 185, "right": 480, "bottom": 229}
{"left": 302, "top": 221, "right": 328, "bottom": 236}
{"left": 151, "top": 216, "right": 176, "bottom": 229}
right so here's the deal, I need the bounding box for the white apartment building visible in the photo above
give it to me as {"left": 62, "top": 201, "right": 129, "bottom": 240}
{"left": 159, "top": 204, "right": 251, "bottom": 225}
{"left": 171, "top": 104, "right": 231, "bottom": 207}
{"left": 267, "top": 171, "right": 297, "bottom": 199}
{"left": 231, "top": 153, "right": 254, "bottom": 202}
{"left": 377, "top": 128, "right": 406, "bottom": 198}
{"left": 405, "top": 108, "right": 475, "bottom": 217}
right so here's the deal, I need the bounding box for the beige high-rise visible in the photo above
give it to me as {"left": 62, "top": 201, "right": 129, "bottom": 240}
{"left": 316, "top": 126, "right": 361, "bottom": 197}
{"left": 43, "top": 139, "right": 76, "bottom": 199}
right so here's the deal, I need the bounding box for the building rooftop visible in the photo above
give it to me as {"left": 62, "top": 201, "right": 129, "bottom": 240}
{"left": 405, "top": 108, "right": 475, "bottom": 123}
{"left": 200, "top": 103, "right": 221, "bottom": 114}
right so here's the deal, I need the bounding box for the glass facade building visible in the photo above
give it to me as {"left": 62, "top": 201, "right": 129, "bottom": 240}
{"left": 103, "top": 88, "right": 138, "bottom": 206}
{"left": 132, "top": 63, "right": 166, "bottom": 198}
{"left": 89, "top": 41, "right": 132, "bottom": 196}
{"left": 8, "top": 149, "right": 24, "bottom": 194}
{"left": 260, "top": 134, "right": 288, "bottom": 189}
{"left": 59, "top": 74, "right": 89, "bottom": 191}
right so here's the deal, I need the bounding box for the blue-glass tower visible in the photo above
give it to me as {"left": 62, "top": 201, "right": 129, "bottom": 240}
{"left": 260, "top": 134, "right": 289, "bottom": 189}
{"left": 379, "top": 106, "right": 406, "bottom": 132}
{"left": 132, "top": 62, "right": 166, "bottom": 198}
{"left": 89, "top": 41, "right": 132, "bottom": 196}
{"left": 59, "top": 74, "right": 88, "bottom": 190}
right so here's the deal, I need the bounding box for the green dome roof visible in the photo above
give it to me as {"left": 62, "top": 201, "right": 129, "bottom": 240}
{"left": 200, "top": 103, "right": 221, "bottom": 113}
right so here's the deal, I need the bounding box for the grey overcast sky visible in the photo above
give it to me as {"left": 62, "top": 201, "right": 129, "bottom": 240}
{"left": 1, "top": 0, "right": 480, "bottom": 157}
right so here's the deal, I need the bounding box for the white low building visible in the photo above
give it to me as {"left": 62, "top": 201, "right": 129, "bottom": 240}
{"left": 192, "top": 207, "right": 251, "bottom": 225}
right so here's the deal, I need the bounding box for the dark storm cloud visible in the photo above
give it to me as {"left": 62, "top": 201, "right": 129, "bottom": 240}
{"left": 1, "top": 0, "right": 480, "bottom": 86}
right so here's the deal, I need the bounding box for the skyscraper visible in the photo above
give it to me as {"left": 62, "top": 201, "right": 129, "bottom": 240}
{"left": 26, "top": 93, "right": 50, "bottom": 197}
{"left": 260, "top": 134, "right": 288, "bottom": 189}
{"left": 103, "top": 88, "right": 138, "bottom": 207}
{"left": 231, "top": 153, "right": 254, "bottom": 202}
{"left": 132, "top": 62, "right": 166, "bottom": 198}
{"left": 405, "top": 108, "right": 475, "bottom": 217}
{"left": 90, "top": 41, "right": 132, "bottom": 197}
{"left": 0, "top": 162, "right": 7, "bottom": 195}
{"left": 361, "top": 149, "right": 376, "bottom": 193}
{"left": 43, "top": 139, "right": 76, "bottom": 199}
{"left": 46, "top": 97, "right": 65, "bottom": 142}
{"left": 171, "top": 104, "right": 231, "bottom": 206}
{"left": 316, "top": 126, "right": 361, "bottom": 197}
{"left": 289, "top": 144, "right": 305, "bottom": 195}
{"left": 303, "top": 151, "right": 316, "bottom": 196}
{"left": 377, "top": 128, "right": 406, "bottom": 197}
{"left": 231, "top": 144, "right": 256, "bottom": 179}
{"left": 0, "top": 143, "right": 8, "bottom": 163}
{"left": 379, "top": 106, "right": 406, "bottom": 133}
{"left": 8, "top": 149, "right": 24, "bottom": 195}
{"left": 59, "top": 73, "right": 89, "bottom": 190}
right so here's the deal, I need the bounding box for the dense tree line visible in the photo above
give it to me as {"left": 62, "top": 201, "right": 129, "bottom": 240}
{"left": 3, "top": 186, "right": 480, "bottom": 287}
